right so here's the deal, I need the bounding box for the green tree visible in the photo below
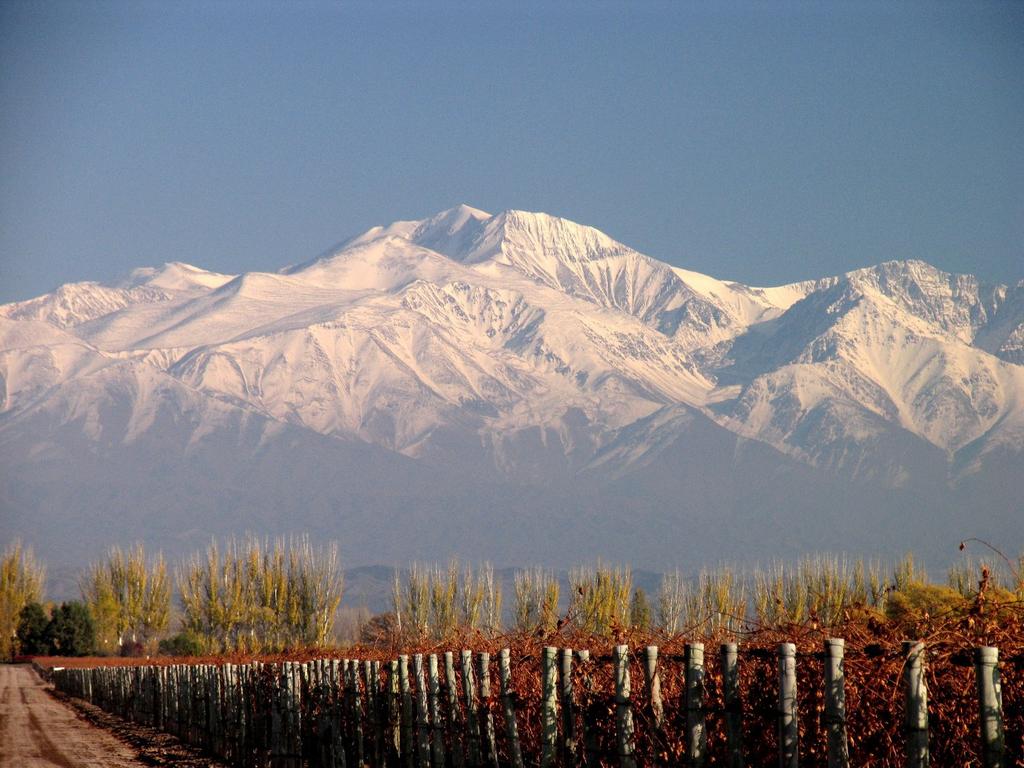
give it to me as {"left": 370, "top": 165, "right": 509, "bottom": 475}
{"left": 16, "top": 602, "right": 50, "bottom": 655}
{"left": 46, "top": 601, "right": 95, "bottom": 656}
{"left": 0, "top": 540, "right": 46, "bottom": 661}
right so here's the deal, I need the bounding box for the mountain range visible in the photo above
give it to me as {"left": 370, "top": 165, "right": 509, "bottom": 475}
{"left": 2, "top": 205, "right": 1022, "bottom": 573}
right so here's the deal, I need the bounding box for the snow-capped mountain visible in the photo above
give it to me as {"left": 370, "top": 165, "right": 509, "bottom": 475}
{"left": 2, "top": 206, "right": 1021, "bottom": 570}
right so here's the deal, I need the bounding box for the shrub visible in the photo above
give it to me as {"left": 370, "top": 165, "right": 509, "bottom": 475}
{"left": 157, "top": 631, "right": 204, "bottom": 657}
{"left": 16, "top": 601, "right": 50, "bottom": 655}
{"left": 120, "top": 640, "right": 146, "bottom": 657}
{"left": 884, "top": 582, "right": 968, "bottom": 629}
{"left": 568, "top": 563, "right": 631, "bottom": 635}
{"left": 393, "top": 560, "right": 503, "bottom": 640}
{"left": 359, "top": 612, "right": 399, "bottom": 644}
{"left": 46, "top": 601, "right": 95, "bottom": 656}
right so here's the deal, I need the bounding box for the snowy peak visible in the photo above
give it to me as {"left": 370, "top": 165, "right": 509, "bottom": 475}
{"left": 1, "top": 204, "right": 1021, "bottom": 489}
{"left": 840, "top": 260, "right": 1000, "bottom": 343}
{"left": 409, "top": 204, "right": 492, "bottom": 257}
{"left": 0, "top": 262, "right": 234, "bottom": 331}
{"left": 280, "top": 207, "right": 740, "bottom": 348}
{"left": 484, "top": 209, "right": 635, "bottom": 264}
{"left": 974, "top": 281, "right": 1024, "bottom": 365}
{"left": 0, "top": 281, "right": 172, "bottom": 328}
{"left": 122, "top": 262, "right": 235, "bottom": 292}
{"left": 408, "top": 206, "right": 638, "bottom": 269}
{"left": 431, "top": 209, "right": 741, "bottom": 345}
{"left": 709, "top": 257, "right": 1024, "bottom": 471}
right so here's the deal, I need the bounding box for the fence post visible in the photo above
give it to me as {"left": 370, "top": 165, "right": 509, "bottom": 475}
{"left": 333, "top": 660, "right": 346, "bottom": 768}
{"left": 349, "top": 660, "right": 364, "bottom": 767}
{"left": 227, "top": 664, "right": 240, "bottom": 765}
{"left": 444, "top": 652, "right": 465, "bottom": 768}
{"left": 221, "top": 664, "right": 233, "bottom": 760}
{"left": 613, "top": 644, "right": 636, "bottom": 768}
{"left": 541, "top": 646, "right": 559, "bottom": 768}
{"left": 253, "top": 663, "right": 262, "bottom": 763}
{"left": 413, "top": 653, "right": 431, "bottom": 768}
{"left": 644, "top": 646, "right": 664, "bottom": 734}
{"left": 461, "top": 650, "right": 482, "bottom": 768}
{"left": 210, "top": 664, "right": 223, "bottom": 758}
{"left": 375, "top": 659, "right": 386, "bottom": 767}
{"left": 720, "top": 643, "right": 743, "bottom": 768}
{"left": 903, "top": 641, "right": 928, "bottom": 768}
{"left": 388, "top": 659, "right": 401, "bottom": 766}
{"left": 203, "top": 665, "right": 212, "bottom": 751}
{"left": 478, "top": 652, "right": 498, "bottom": 768}
{"left": 428, "top": 654, "right": 446, "bottom": 768}
{"left": 578, "top": 649, "right": 599, "bottom": 767}
{"left": 824, "top": 639, "right": 849, "bottom": 768}
{"left": 561, "top": 647, "right": 577, "bottom": 764}
{"left": 399, "top": 655, "right": 415, "bottom": 768}
{"left": 290, "top": 662, "right": 303, "bottom": 767}
{"left": 498, "top": 648, "right": 525, "bottom": 768}
{"left": 294, "top": 662, "right": 305, "bottom": 767}
{"left": 778, "top": 643, "right": 798, "bottom": 768}
{"left": 270, "top": 664, "right": 284, "bottom": 765}
{"left": 366, "top": 659, "right": 384, "bottom": 768}
{"left": 686, "top": 642, "right": 707, "bottom": 767}
{"left": 974, "top": 646, "right": 1004, "bottom": 768}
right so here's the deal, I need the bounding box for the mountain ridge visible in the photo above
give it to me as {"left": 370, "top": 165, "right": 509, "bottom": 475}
{"left": 2, "top": 205, "right": 1021, "bottom": 570}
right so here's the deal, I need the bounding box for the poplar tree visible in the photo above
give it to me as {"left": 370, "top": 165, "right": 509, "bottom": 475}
{"left": 0, "top": 540, "right": 46, "bottom": 661}
{"left": 81, "top": 544, "right": 169, "bottom": 652}
{"left": 177, "top": 535, "right": 343, "bottom": 651}
{"left": 514, "top": 567, "right": 559, "bottom": 632}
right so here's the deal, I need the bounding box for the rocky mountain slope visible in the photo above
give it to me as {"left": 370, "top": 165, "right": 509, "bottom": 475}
{"left": 2, "top": 205, "right": 1021, "bottom": 570}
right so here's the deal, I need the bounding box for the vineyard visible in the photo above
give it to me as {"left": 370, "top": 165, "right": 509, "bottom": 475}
{"left": 44, "top": 610, "right": 1022, "bottom": 768}
{"left": 8, "top": 541, "right": 1023, "bottom": 764}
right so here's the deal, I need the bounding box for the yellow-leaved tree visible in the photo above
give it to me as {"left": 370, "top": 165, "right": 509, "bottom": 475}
{"left": 177, "top": 535, "right": 343, "bottom": 652}
{"left": 0, "top": 540, "right": 46, "bottom": 661}
{"left": 80, "top": 544, "right": 169, "bottom": 653}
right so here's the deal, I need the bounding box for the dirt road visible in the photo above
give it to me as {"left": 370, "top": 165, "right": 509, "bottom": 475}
{"left": 0, "top": 663, "right": 145, "bottom": 768}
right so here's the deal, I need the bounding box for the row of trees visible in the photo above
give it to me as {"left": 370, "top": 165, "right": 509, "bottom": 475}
{"left": 385, "top": 550, "right": 1024, "bottom": 641}
{"left": 17, "top": 601, "right": 96, "bottom": 656}
{"left": 177, "top": 535, "right": 343, "bottom": 652}
{"left": 391, "top": 560, "right": 501, "bottom": 639}
{"left": 3, "top": 538, "right": 1022, "bottom": 658}
{"left": 0, "top": 536, "right": 344, "bottom": 659}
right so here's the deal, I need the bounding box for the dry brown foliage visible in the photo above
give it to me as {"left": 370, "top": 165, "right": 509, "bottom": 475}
{"left": 38, "top": 593, "right": 1023, "bottom": 766}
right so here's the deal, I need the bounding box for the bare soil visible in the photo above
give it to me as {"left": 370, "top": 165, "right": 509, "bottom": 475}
{"left": 0, "top": 664, "right": 225, "bottom": 768}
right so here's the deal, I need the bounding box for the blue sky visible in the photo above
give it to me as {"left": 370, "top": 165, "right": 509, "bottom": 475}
{"left": 2, "top": 0, "right": 1021, "bottom": 303}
